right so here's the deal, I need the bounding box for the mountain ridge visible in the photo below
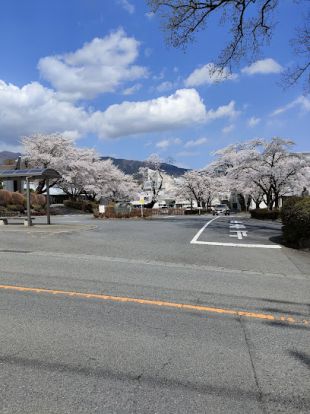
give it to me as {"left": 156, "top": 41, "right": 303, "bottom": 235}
{"left": 0, "top": 151, "right": 188, "bottom": 176}
{"left": 101, "top": 156, "right": 188, "bottom": 176}
{"left": 0, "top": 151, "right": 21, "bottom": 165}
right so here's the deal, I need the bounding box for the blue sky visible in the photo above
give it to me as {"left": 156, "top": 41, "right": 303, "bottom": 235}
{"left": 0, "top": 0, "right": 309, "bottom": 168}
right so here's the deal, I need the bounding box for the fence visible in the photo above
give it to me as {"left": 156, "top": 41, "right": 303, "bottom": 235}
{"left": 150, "top": 208, "right": 185, "bottom": 216}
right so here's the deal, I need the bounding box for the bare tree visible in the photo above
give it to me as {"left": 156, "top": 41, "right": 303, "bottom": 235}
{"left": 148, "top": 0, "right": 309, "bottom": 90}
{"left": 281, "top": 12, "right": 310, "bottom": 94}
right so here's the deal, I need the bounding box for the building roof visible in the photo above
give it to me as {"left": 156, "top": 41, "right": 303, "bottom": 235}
{"left": 0, "top": 168, "right": 61, "bottom": 180}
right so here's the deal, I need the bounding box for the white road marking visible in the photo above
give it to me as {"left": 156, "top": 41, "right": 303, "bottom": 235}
{"left": 192, "top": 241, "right": 281, "bottom": 249}
{"left": 229, "top": 224, "right": 246, "bottom": 229}
{"left": 191, "top": 216, "right": 282, "bottom": 248}
{"left": 190, "top": 216, "right": 221, "bottom": 244}
{"left": 230, "top": 230, "right": 248, "bottom": 239}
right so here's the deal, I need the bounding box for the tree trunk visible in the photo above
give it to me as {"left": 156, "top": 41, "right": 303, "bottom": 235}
{"left": 274, "top": 193, "right": 280, "bottom": 209}
{"left": 144, "top": 200, "right": 156, "bottom": 209}
{"left": 266, "top": 191, "right": 274, "bottom": 210}
{"left": 35, "top": 179, "right": 46, "bottom": 194}
{"left": 237, "top": 194, "right": 246, "bottom": 211}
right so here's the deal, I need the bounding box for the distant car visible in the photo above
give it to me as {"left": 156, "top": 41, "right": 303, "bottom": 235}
{"left": 212, "top": 204, "right": 230, "bottom": 215}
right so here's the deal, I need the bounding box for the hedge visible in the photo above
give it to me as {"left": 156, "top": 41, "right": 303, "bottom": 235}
{"left": 0, "top": 190, "right": 12, "bottom": 206}
{"left": 250, "top": 208, "right": 281, "bottom": 220}
{"left": 94, "top": 207, "right": 152, "bottom": 219}
{"left": 11, "top": 192, "right": 25, "bottom": 206}
{"left": 31, "top": 193, "right": 46, "bottom": 207}
{"left": 281, "top": 197, "right": 310, "bottom": 248}
{"left": 64, "top": 199, "right": 98, "bottom": 212}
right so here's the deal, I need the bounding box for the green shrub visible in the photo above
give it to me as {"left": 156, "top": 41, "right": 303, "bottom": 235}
{"left": 32, "top": 203, "right": 44, "bottom": 212}
{"left": 94, "top": 207, "right": 152, "bottom": 219}
{"left": 184, "top": 209, "right": 200, "bottom": 215}
{"left": 7, "top": 204, "right": 25, "bottom": 212}
{"left": 281, "top": 197, "right": 310, "bottom": 248}
{"left": 64, "top": 199, "right": 97, "bottom": 212}
{"left": 31, "top": 210, "right": 47, "bottom": 216}
{"left": 250, "top": 208, "right": 280, "bottom": 220}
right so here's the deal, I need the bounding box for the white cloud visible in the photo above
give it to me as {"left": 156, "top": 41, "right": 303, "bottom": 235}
{"left": 185, "top": 63, "right": 238, "bottom": 87}
{"left": 38, "top": 29, "right": 147, "bottom": 100}
{"left": 90, "top": 89, "right": 207, "bottom": 138}
{"left": 117, "top": 0, "right": 135, "bottom": 14}
{"left": 271, "top": 96, "right": 310, "bottom": 117}
{"left": 0, "top": 81, "right": 241, "bottom": 148}
{"left": 247, "top": 116, "right": 261, "bottom": 127}
{"left": 184, "top": 137, "right": 208, "bottom": 148}
{"left": 122, "top": 83, "right": 142, "bottom": 95}
{"left": 91, "top": 93, "right": 240, "bottom": 138}
{"left": 156, "top": 138, "right": 182, "bottom": 149}
{"left": 222, "top": 124, "right": 235, "bottom": 134}
{"left": 145, "top": 11, "right": 155, "bottom": 19}
{"left": 0, "top": 80, "right": 88, "bottom": 145}
{"left": 153, "top": 70, "right": 165, "bottom": 81}
{"left": 156, "top": 81, "right": 174, "bottom": 93}
{"left": 206, "top": 100, "right": 240, "bottom": 121}
{"left": 242, "top": 58, "right": 283, "bottom": 75}
{"left": 156, "top": 139, "right": 170, "bottom": 149}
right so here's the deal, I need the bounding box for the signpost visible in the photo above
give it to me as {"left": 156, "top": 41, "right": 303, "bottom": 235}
{"left": 139, "top": 196, "right": 145, "bottom": 218}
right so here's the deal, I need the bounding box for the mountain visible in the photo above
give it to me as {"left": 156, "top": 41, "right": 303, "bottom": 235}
{"left": 101, "top": 157, "right": 188, "bottom": 176}
{"left": 0, "top": 151, "right": 188, "bottom": 177}
{"left": 0, "top": 151, "right": 21, "bottom": 165}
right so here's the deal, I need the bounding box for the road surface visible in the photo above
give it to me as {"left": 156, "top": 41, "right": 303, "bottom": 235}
{"left": 0, "top": 214, "right": 309, "bottom": 413}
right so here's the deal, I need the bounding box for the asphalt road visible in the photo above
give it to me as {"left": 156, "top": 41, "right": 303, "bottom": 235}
{"left": 192, "top": 215, "right": 283, "bottom": 247}
{"left": 0, "top": 214, "right": 309, "bottom": 413}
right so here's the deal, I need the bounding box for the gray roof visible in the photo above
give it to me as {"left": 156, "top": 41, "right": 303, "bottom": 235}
{"left": 0, "top": 168, "right": 61, "bottom": 180}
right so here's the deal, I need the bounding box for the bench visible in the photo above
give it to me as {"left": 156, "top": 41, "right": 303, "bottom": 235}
{"left": 0, "top": 217, "right": 36, "bottom": 226}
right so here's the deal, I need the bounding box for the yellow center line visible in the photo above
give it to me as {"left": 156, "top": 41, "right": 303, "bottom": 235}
{"left": 0, "top": 284, "right": 308, "bottom": 326}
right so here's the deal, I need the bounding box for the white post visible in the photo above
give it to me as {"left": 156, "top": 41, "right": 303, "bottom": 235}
{"left": 46, "top": 178, "right": 50, "bottom": 224}
{"left": 26, "top": 177, "right": 32, "bottom": 227}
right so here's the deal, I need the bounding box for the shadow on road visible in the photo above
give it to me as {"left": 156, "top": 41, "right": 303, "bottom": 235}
{"left": 289, "top": 350, "right": 310, "bottom": 369}
{"left": 1, "top": 353, "right": 309, "bottom": 411}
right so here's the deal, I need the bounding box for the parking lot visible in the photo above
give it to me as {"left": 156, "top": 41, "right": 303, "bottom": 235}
{"left": 0, "top": 213, "right": 309, "bottom": 413}
{"left": 191, "top": 215, "right": 282, "bottom": 248}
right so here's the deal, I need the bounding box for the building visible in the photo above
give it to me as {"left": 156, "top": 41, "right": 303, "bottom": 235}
{"left": 0, "top": 156, "right": 24, "bottom": 192}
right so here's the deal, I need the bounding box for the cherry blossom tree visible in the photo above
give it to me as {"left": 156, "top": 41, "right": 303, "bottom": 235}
{"left": 22, "top": 133, "right": 74, "bottom": 193}
{"left": 85, "top": 159, "right": 138, "bottom": 202}
{"left": 211, "top": 137, "right": 308, "bottom": 210}
{"left": 139, "top": 154, "right": 164, "bottom": 208}
{"left": 176, "top": 168, "right": 219, "bottom": 208}
{"left": 22, "top": 133, "right": 138, "bottom": 201}
{"left": 58, "top": 147, "right": 100, "bottom": 200}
